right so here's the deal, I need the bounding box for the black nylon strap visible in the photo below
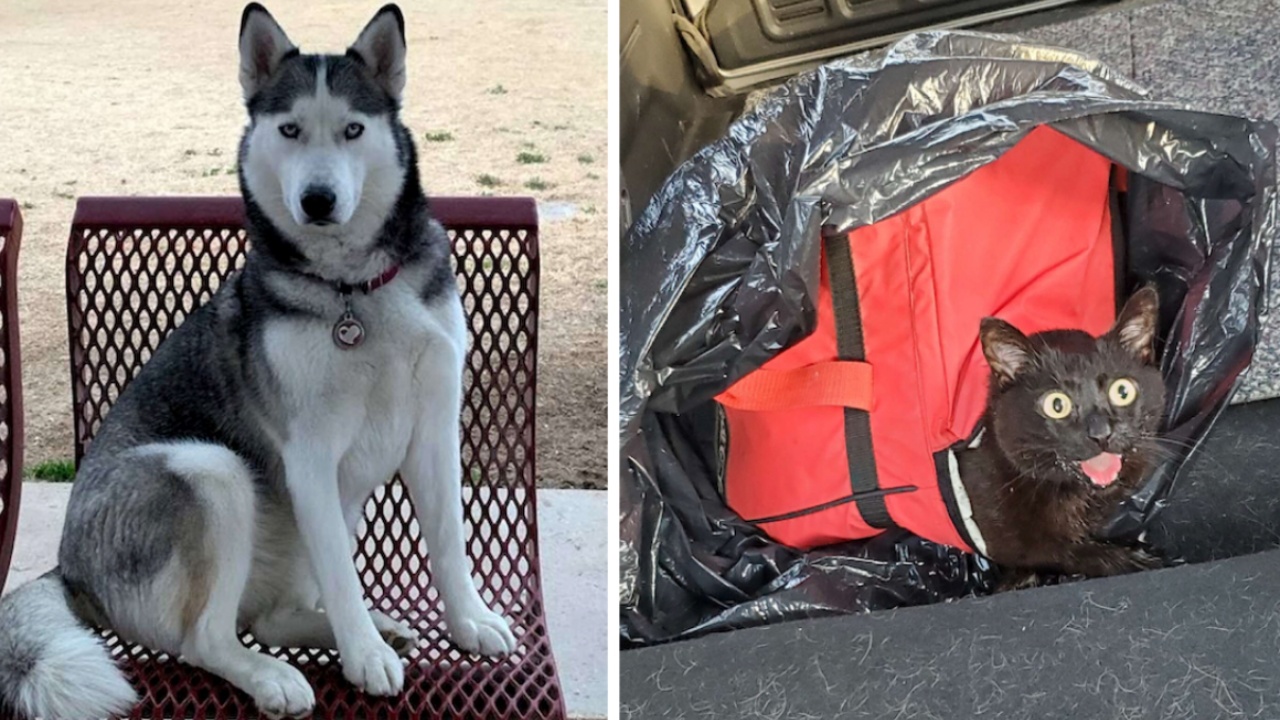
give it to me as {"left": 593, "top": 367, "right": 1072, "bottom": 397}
{"left": 746, "top": 486, "right": 916, "bottom": 526}
{"left": 1109, "top": 174, "right": 1128, "bottom": 315}
{"left": 823, "top": 233, "right": 893, "bottom": 529}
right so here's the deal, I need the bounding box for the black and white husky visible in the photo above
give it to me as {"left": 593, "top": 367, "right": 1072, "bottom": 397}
{"left": 0, "top": 5, "right": 515, "bottom": 718}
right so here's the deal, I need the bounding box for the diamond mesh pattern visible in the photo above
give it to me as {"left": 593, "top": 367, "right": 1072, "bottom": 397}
{"left": 0, "top": 200, "right": 22, "bottom": 598}
{"left": 62, "top": 196, "right": 561, "bottom": 719}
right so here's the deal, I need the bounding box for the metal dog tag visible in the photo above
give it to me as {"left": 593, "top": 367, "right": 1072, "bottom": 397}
{"left": 332, "top": 308, "right": 365, "bottom": 349}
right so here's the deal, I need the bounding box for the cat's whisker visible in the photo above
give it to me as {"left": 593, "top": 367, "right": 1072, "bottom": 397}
{"left": 1144, "top": 434, "right": 1199, "bottom": 451}
{"left": 1135, "top": 435, "right": 1201, "bottom": 458}
{"left": 1136, "top": 436, "right": 1228, "bottom": 475}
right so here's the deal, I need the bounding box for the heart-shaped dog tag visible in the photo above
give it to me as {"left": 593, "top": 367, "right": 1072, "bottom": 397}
{"left": 332, "top": 312, "right": 365, "bottom": 349}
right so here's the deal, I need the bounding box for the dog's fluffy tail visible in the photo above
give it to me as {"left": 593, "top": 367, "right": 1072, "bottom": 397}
{"left": 0, "top": 571, "right": 136, "bottom": 720}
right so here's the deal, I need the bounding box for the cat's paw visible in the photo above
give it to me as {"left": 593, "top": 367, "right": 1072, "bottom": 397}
{"left": 1124, "top": 546, "right": 1166, "bottom": 572}
{"left": 1070, "top": 542, "right": 1167, "bottom": 577}
{"left": 995, "top": 568, "right": 1044, "bottom": 592}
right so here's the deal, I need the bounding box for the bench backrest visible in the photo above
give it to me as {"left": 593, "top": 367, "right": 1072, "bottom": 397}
{"left": 0, "top": 200, "right": 22, "bottom": 597}
{"left": 65, "top": 196, "right": 543, "bottom": 655}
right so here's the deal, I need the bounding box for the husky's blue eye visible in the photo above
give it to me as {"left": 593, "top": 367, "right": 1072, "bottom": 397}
{"left": 345, "top": 122, "right": 364, "bottom": 140}
{"left": 278, "top": 123, "right": 300, "bottom": 139}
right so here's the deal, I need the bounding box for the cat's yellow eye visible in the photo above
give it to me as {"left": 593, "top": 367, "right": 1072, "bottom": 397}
{"left": 1041, "top": 391, "right": 1073, "bottom": 419}
{"left": 1109, "top": 378, "right": 1138, "bottom": 407}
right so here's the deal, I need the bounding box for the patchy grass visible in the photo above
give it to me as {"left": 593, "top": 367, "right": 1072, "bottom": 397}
{"left": 20, "top": 201, "right": 34, "bottom": 210}
{"left": 3, "top": 0, "right": 606, "bottom": 491}
{"left": 53, "top": 188, "right": 75, "bottom": 199}
{"left": 486, "top": 84, "right": 507, "bottom": 95}
{"left": 30, "top": 458, "right": 75, "bottom": 482}
{"left": 516, "top": 151, "right": 548, "bottom": 165}
{"left": 474, "top": 173, "right": 503, "bottom": 188}
{"left": 423, "top": 131, "right": 454, "bottom": 142}
{"left": 576, "top": 153, "right": 594, "bottom": 164}
{"left": 524, "top": 177, "right": 553, "bottom": 191}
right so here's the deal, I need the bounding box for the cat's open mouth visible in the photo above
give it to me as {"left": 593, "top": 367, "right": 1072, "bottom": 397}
{"left": 1080, "top": 452, "right": 1123, "bottom": 487}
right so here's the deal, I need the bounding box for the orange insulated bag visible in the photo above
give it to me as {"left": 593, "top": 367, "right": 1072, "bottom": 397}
{"left": 716, "top": 127, "right": 1121, "bottom": 553}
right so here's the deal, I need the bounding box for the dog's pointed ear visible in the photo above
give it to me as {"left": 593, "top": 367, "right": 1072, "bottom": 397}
{"left": 349, "top": 4, "right": 407, "bottom": 100}
{"left": 981, "top": 318, "right": 1034, "bottom": 387}
{"left": 1108, "top": 285, "right": 1160, "bottom": 363}
{"left": 239, "top": 4, "right": 296, "bottom": 99}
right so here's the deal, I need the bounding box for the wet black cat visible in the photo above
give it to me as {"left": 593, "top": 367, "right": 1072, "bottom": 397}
{"left": 959, "top": 287, "right": 1165, "bottom": 584}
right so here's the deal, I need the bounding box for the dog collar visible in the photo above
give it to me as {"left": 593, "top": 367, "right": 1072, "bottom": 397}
{"left": 309, "top": 264, "right": 401, "bottom": 350}
{"left": 330, "top": 264, "right": 401, "bottom": 296}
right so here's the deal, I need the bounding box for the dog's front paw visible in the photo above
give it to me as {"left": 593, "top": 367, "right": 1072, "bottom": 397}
{"left": 447, "top": 603, "right": 517, "bottom": 656}
{"left": 372, "top": 610, "right": 421, "bottom": 657}
{"left": 252, "top": 661, "right": 315, "bottom": 719}
{"left": 341, "top": 637, "right": 405, "bottom": 696}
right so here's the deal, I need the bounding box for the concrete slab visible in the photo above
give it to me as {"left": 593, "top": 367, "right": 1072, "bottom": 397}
{"left": 3, "top": 483, "right": 62, "bottom": 588}
{"left": 1, "top": 483, "right": 606, "bottom": 720}
{"left": 534, "top": 488, "right": 608, "bottom": 720}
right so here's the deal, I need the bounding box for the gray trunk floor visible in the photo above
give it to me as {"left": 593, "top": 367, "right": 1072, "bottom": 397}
{"left": 622, "top": 547, "right": 1280, "bottom": 719}
{"left": 985, "top": 0, "right": 1280, "bottom": 402}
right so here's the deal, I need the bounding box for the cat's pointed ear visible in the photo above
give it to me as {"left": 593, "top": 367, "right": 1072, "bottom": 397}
{"left": 239, "top": 4, "right": 296, "bottom": 99}
{"left": 981, "top": 318, "right": 1034, "bottom": 386}
{"left": 1109, "top": 285, "right": 1159, "bottom": 363}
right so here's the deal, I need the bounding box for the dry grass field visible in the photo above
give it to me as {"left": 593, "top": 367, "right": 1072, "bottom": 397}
{"left": 0, "top": 0, "right": 607, "bottom": 488}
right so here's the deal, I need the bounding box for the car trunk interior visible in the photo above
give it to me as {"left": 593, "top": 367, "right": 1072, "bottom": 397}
{"left": 622, "top": 2, "right": 1280, "bottom": 714}
{"left": 619, "top": 0, "right": 1132, "bottom": 228}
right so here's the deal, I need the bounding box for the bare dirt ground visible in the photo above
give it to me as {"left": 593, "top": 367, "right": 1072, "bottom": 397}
{"left": 0, "top": 0, "right": 607, "bottom": 488}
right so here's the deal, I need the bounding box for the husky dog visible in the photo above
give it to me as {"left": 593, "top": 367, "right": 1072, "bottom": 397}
{"left": 0, "top": 5, "right": 516, "bottom": 718}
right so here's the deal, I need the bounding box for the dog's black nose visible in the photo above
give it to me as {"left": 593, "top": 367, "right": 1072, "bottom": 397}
{"left": 301, "top": 186, "right": 336, "bottom": 221}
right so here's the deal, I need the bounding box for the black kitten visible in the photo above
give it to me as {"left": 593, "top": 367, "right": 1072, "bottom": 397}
{"left": 959, "top": 286, "right": 1165, "bottom": 584}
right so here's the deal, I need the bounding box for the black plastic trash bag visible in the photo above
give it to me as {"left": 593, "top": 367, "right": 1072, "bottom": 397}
{"left": 620, "top": 31, "right": 1277, "bottom": 647}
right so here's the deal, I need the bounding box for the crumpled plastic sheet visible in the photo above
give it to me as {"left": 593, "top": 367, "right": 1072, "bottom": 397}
{"left": 619, "top": 31, "right": 1277, "bottom": 647}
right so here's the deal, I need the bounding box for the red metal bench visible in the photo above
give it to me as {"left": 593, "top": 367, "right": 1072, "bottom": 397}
{"left": 0, "top": 200, "right": 23, "bottom": 599}
{"left": 56, "top": 196, "right": 563, "bottom": 718}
